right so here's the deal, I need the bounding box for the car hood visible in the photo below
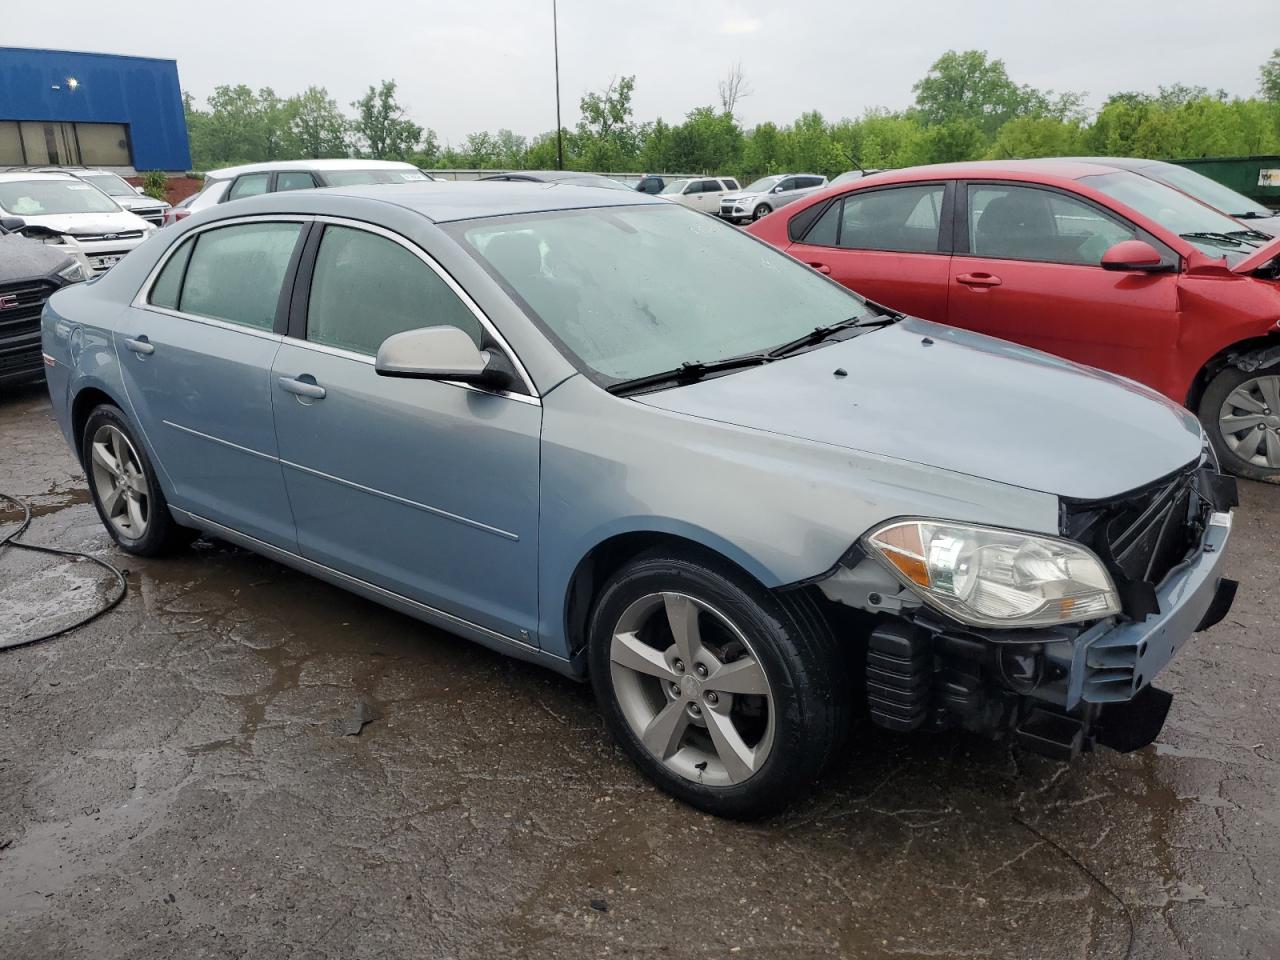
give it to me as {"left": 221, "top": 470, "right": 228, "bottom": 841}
{"left": 19, "top": 211, "right": 152, "bottom": 235}
{"left": 0, "top": 234, "right": 72, "bottom": 282}
{"left": 720, "top": 192, "right": 762, "bottom": 205}
{"left": 634, "top": 317, "right": 1203, "bottom": 501}
{"left": 115, "top": 194, "right": 170, "bottom": 211}
{"left": 1239, "top": 213, "right": 1280, "bottom": 238}
{"left": 1230, "top": 233, "right": 1280, "bottom": 273}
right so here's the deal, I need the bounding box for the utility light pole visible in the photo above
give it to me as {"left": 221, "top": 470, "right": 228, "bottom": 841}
{"left": 553, "top": 0, "right": 563, "bottom": 170}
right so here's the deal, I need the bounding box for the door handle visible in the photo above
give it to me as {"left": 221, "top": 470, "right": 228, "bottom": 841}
{"left": 278, "top": 376, "right": 326, "bottom": 400}
{"left": 955, "top": 272, "right": 1002, "bottom": 287}
{"left": 807, "top": 262, "right": 831, "bottom": 274}
{"left": 124, "top": 336, "right": 154, "bottom": 355}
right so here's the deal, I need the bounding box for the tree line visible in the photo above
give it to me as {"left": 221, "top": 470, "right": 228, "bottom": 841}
{"left": 183, "top": 49, "right": 1280, "bottom": 177}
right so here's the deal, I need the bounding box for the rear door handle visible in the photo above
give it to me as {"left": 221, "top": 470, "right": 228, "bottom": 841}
{"left": 955, "top": 272, "right": 1002, "bottom": 287}
{"left": 807, "top": 262, "right": 832, "bottom": 274}
{"left": 278, "top": 376, "right": 326, "bottom": 400}
{"left": 124, "top": 336, "right": 154, "bottom": 355}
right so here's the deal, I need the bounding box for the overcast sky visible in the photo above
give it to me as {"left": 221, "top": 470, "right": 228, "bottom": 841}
{"left": 7, "top": 1, "right": 1277, "bottom": 144}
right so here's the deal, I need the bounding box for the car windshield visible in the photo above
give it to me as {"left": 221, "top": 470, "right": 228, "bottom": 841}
{"left": 0, "top": 179, "right": 121, "bottom": 216}
{"left": 454, "top": 204, "right": 871, "bottom": 384}
{"left": 743, "top": 176, "right": 782, "bottom": 193}
{"left": 1081, "top": 170, "right": 1264, "bottom": 264}
{"left": 1148, "top": 164, "right": 1273, "bottom": 218}
{"left": 323, "top": 168, "right": 428, "bottom": 186}
{"left": 659, "top": 180, "right": 690, "bottom": 195}
{"left": 81, "top": 173, "right": 136, "bottom": 197}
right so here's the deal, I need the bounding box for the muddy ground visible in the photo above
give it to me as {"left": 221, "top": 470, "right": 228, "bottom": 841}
{"left": 0, "top": 381, "right": 1276, "bottom": 960}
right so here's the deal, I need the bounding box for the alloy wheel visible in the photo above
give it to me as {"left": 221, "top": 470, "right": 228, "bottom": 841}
{"left": 609, "top": 592, "right": 774, "bottom": 787}
{"left": 89, "top": 424, "right": 151, "bottom": 540}
{"left": 1218, "top": 374, "right": 1280, "bottom": 469}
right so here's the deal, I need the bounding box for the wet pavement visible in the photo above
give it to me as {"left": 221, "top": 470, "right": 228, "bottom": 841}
{"left": 1, "top": 380, "right": 1276, "bottom": 960}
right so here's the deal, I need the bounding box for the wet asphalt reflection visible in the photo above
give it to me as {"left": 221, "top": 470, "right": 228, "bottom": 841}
{"left": 1, "top": 382, "right": 1276, "bottom": 959}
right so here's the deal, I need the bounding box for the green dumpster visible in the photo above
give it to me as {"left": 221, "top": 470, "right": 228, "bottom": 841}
{"left": 1173, "top": 156, "right": 1280, "bottom": 210}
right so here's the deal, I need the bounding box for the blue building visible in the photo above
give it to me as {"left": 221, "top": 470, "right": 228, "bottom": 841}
{"left": 0, "top": 47, "right": 191, "bottom": 173}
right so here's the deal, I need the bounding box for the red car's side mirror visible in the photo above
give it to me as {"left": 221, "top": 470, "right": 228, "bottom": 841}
{"left": 1101, "top": 239, "right": 1168, "bottom": 272}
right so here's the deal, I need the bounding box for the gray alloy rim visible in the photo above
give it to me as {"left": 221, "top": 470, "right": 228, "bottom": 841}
{"left": 1218, "top": 375, "right": 1280, "bottom": 469}
{"left": 753, "top": 204, "right": 770, "bottom": 220}
{"left": 89, "top": 424, "right": 150, "bottom": 540}
{"left": 609, "top": 592, "right": 775, "bottom": 787}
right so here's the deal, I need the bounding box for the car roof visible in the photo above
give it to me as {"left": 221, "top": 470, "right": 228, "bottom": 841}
{"left": 0, "top": 171, "right": 80, "bottom": 183}
{"left": 229, "top": 180, "right": 666, "bottom": 224}
{"left": 853, "top": 159, "right": 1128, "bottom": 185}
{"left": 206, "top": 158, "right": 420, "bottom": 179}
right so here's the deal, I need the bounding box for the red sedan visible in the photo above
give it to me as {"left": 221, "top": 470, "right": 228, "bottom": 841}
{"left": 747, "top": 160, "right": 1280, "bottom": 480}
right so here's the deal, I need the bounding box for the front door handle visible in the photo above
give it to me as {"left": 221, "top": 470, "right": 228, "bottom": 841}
{"left": 124, "top": 336, "right": 154, "bottom": 355}
{"left": 278, "top": 376, "right": 326, "bottom": 400}
{"left": 807, "top": 262, "right": 831, "bottom": 274}
{"left": 955, "top": 272, "right": 1002, "bottom": 287}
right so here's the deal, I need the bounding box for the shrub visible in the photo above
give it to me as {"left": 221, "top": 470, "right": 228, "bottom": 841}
{"left": 140, "top": 170, "right": 168, "bottom": 201}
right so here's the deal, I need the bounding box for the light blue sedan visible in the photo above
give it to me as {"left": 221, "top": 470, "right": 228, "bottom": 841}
{"left": 41, "top": 182, "right": 1237, "bottom": 817}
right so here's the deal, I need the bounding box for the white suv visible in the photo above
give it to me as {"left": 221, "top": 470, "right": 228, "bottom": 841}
{"left": 23, "top": 167, "right": 172, "bottom": 227}
{"left": 0, "top": 172, "right": 155, "bottom": 276}
{"left": 658, "top": 176, "right": 742, "bottom": 213}
{"left": 168, "top": 159, "right": 432, "bottom": 225}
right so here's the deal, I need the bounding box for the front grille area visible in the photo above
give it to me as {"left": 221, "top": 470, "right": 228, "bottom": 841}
{"left": 0, "top": 279, "right": 55, "bottom": 382}
{"left": 134, "top": 209, "right": 164, "bottom": 226}
{"left": 1062, "top": 460, "right": 1206, "bottom": 599}
{"left": 86, "top": 250, "right": 132, "bottom": 275}
{"left": 71, "top": 230, "right": 144, "bottom": 243}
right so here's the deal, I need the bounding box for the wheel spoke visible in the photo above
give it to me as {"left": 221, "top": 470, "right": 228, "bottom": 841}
{"left": 703, "top": 707, "right": 758, "bottom": 783}
{"left": 110, "top": 428, "right": 128, "bottom": 473}
{"left": 100, "top": 483, "right": 124, "bottom": 518}
{"left": 706, "top": 656, "right": 769, "bottom": 696}
{"left": 91, "top": 440, "right": 120, "bottom": 474}
{"left": 124, "top": 468, "right": 147, "bottom": 495}
{"left": 662, "top": 593, "right": 703, "bottom": 664}
{"left": 126, "top": 493, "right": 147, "bottom": 532}
{"left": 1265, "top": 430, "right": 1280, "bottom": 469}
{"left": 1234, "top": 426, "right": 1265, "bottom": 461}
{"left": 1225, "top": 386, "right": 1266, "bottom": 414}
{"left": 1220, "top": 414, "right": 1266, "bottom": 433}
{"left": 1258, "top": 377, "right": 1280, "bottom": 415}
{"left": 640, "top": 699, "right": 690, "bottom": 761}
{"left": 611, "top": 630, "right": 678, "bottom": 682}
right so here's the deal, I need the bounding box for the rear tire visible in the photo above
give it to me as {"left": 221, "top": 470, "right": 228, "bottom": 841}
{"left": 1197, "top": 367, "right": 1280, "bottom": 482}
{"left": 588, "top": 547, "right": 849, "bottom": 819}
{"left": 82, "top": 404, "right": 195, "bottom": 556}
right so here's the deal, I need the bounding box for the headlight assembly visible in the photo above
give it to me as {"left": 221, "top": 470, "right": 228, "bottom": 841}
{"left": 865, "top": 519, "right": 1120, "bottom": 629}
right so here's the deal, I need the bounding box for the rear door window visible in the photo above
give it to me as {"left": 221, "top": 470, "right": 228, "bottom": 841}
{"left": 305, "top": 225, "right": 483, "bottom": 356}
{"left": 276, "top": 171, "right": 318, "bottom": 192}
{"left": 228, "top": 173, "right": 272, "bottom": 201}
{"left": 174, "top": 222, "right": 302, "bottom": 330}
{"left": 835, "top": 184, "right": 945, "bottom": 253}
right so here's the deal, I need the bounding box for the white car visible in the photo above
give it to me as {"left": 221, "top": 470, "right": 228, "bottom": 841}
{"left": 0, "top": 172, "right": 155, "bottom": 276}
{"left": 658, "top": 176, "right": 742, "bottom": 213}
{"left": 168, "top": 159, "right": 432, "bottom": 225}
{"left": 24, "top": 167, "right": 172, "bottom": 227}
{"left": 718, "top": 174, "right": 828, "bottom": 223}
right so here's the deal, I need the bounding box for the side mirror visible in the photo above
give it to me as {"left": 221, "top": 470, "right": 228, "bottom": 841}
{"left": 0, "top": 216, "right": 25, "bottom": 234}
{"left": 1101, "top": 239, "right": 1168, "bottom": 272}
{"left": 135, "top": 185, "right": 147, "bottom": 195}
{"left": 375, "top": 326, "right": 514, "bottom": 389}
{"left": 772, "top": 185, "right": 785, "bottom": 194}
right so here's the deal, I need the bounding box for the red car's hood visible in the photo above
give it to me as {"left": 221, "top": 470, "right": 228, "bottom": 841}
{"left": 1231, "top": 235, "right": 1280, "bottom": 274}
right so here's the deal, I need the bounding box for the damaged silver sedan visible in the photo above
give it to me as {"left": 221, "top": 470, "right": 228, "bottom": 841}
{"left": 42, "top": 183, "right": 1237, "bottom": 818}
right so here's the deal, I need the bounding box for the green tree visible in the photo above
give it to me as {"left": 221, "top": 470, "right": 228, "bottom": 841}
{"left": 1261, "top": 49, "right": 1280, "bottom": 102}
{"left": 285, "top": 86, "right": 349, "bottom": 158}
{"left": 576, "top": 76, "right": 641, "bottom": 170}
{"left": 920, "top": 119, "right": 988, "bottom": 163}
{"left": 351, "top": 80, "right": 422, "bottom": 159}
{"left": 188, "top": 85, "right": 288, "bottom": 168}
{"left": 986, "top": 116, "right": 1085, "bottom": 159}
{"left": 913, "top": 50, "right": 1081, "bottom": 137}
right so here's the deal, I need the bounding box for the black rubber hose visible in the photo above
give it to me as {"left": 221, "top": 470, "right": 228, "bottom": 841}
{"left": 0, "top": 491, "right": 127, "bottom": 653}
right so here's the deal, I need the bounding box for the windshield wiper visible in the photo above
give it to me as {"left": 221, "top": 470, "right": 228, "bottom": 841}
{"left": 606, "top": 354, "right": 772, "bottom": 397}
{"left": 1180, "top": 231, "right": 1251, "bottom": 248}
{"left": 768, "top": 310, "right": 898, "bottom": 359}
{"left": 1225, "top": 228, "right": 1274, "bottom": 243}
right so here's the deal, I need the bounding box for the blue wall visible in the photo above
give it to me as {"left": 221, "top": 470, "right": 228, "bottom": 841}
{"left": 0, "top": 47, "right": 191, "bottom": 170}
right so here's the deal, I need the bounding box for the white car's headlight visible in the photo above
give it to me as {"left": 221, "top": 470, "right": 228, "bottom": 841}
{"left": 56, "top": 260, "right": 87, "bottom": 283}
{"left": 865, "top": 519, "right": 1120, "bottom": 628}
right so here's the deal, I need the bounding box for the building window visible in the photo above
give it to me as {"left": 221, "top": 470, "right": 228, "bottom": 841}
{"left": 0, "top": 120, "right": 132, "bottom": 167}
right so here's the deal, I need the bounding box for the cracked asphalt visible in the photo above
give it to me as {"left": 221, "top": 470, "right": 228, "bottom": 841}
{"left": 1, "top": 381, "right": 1277, "bottom": 960}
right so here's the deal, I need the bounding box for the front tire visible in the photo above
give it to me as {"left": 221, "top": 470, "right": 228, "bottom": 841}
{"left": 751, "top": 203, "right": 772, "bottom": 221}
{"left": 82, "top": 404, "right": 194, "bottom": 555}
{"left": 588, "top": 547, "right": 849, "bottom": 819}
{"left": 1198, "top": 367, "right": 1280, "bottom": 481}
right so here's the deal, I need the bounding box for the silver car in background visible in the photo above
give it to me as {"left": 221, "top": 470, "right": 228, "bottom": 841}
{"left": 42, "top": 182, "right": 1236, "bottom": 819}
{"left": 719, "top": 173, "right": 827, "bottom": 222}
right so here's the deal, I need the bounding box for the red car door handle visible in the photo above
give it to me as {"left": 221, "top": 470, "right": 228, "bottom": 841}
{"left": 956, "top": 272, "right": 1002, "bottom": 287}
{"left": 807, "top": 262, "right": 831, "bottom": 274}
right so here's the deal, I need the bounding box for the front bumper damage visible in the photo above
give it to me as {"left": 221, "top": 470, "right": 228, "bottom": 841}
{"left": 819, "top": 468, "right": 1237, "bottom": 760}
